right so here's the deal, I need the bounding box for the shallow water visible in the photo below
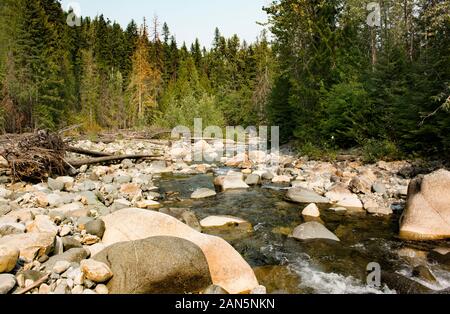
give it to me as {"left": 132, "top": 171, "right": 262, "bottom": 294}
{"left": 157, "top": 170, "right": 450, "bottom": 294}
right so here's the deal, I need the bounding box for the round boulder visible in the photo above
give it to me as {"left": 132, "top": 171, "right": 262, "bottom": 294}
{"left": 93, "top": 236, "right": 213, "bottom": 294}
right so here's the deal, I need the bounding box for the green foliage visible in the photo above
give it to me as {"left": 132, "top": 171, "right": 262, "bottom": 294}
{"left": 361, "top": 139, "right": 402, "bottom": 164}
{"left": 154, "top": 92, "right": 224, "bottom": 129}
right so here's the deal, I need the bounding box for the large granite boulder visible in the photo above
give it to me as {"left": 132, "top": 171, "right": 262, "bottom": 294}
{"left": 400, "top": 169, "right": 450, "bottom": 240}
{"left": 100, "top": 208, "right": 259, "bottom": 294}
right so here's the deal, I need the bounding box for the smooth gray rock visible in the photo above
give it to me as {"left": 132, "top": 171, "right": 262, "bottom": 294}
{"left": 48, "top": 178, "right": 65, "bottom": 191}
{"left": 85, "top": 219, "right": 105, "bottom": 238}
{"left": 286, "top": 188, "right": 330, "bottom": 204}
{"left": 292, "top": 222, "right": 340, "bottom": 242}
{"left": 93, "top": 236, "right": 212, "bottom": 294}
{"left": 62, "top": 237, "right": 82, "bottom": 251}
{"left": 372, "top": 181, "right": 387, "bottom": 194}
{"left": 44, "top": 248, "right": 89, "bottom": 270}
{"left": 245, "top": 174, "right": 261, "bottom": 186}
{"left": 0, "top": 274, "right": 16, "bottom": 294}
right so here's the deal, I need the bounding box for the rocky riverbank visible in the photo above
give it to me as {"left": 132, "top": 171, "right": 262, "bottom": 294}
{"left": 0, "top": 138, "right": 449, "bottom": 294}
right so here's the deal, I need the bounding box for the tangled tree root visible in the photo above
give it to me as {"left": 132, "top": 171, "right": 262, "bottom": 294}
{"left": 0, "top": 130, "right": 66, "bottom": 181}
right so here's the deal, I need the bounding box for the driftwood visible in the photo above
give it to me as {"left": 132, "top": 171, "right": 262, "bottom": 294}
{"left": 67, "top": 154, "right": 163, "bottom": 167}
{"left": 66, "top": 146, "right": 112, "bottom": 157}
{"left": 1, "top": 130, "right": 66, "bottom": 181}
{"left": 14, "top": 273, "right": 50, "bottom": 295}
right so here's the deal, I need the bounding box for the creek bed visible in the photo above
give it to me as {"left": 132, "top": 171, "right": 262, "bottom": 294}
{"left": 156, "top": 169, "right": 450, "bottom": 294}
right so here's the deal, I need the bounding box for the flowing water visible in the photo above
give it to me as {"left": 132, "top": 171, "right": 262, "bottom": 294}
{"left": 156, "top": 168, "right": 450, "bottom": 294}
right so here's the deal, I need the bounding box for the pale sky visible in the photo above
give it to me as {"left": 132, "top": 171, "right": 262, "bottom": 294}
{"left": 60, "top": 0, "right": 272, "bottom": 47}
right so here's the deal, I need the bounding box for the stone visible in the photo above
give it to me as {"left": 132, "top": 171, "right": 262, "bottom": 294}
{"left": 82, "top": 289, "right": 96, "bottom": 294}
{"left": 325, "top": 183, "right": 354, "bottom": 203}
{"left": 200, "top": 216, "right": 251, "bottom": 229}
{"left": 272, "top": 175, "right": 291, "bottom": 184}
{"left": 54, "top": 281, "right": 71, "bottom": 294}
{"left": 301, "top": 203, "right": 320, "bottom": 218}
{"left": 0, "top": 274, "right": 16, "bottom": 294}
{"left": 0, "top": 222, "right": 26, "bottom": 236}
{"left": 80, "top": 191, "right": 98, "bottom": 206}
{"left": 80, "top": 259, "right": 113, "bottom": 283}
{"left": 0, "top": 232, "right": 55, "bottom": 261}
{"left": 135, "top": 199, "right": 161, "bottom": 209}
{"left": 0, "top": 246, "right": 19, "bottom": 273}
{"left": 100, "top": 208, "right": 259, "bottom": 294}
{"left": 84, "top": 219, "right": 105, "bottom": 238}
{"left": 62, "top": 237, "right": 83, "bottom": 251}
{"left": 81, "top": 234, "right": 100, "bottom": 245}
{"left": 372, "top": 181, "right": 387, "bottom": 194}
{"left": 361, "top": 196, "right": 393, "bottom": 216}
{"left": 114, "top": 175, "right": 132, "bottom": 184}
{"left": 286, "top": 188, "right": 330, "bottom": 204}
{"left": 95, "top": 284, "right": 109, "bottom": 294}
{"left": 292, "top": 222, "right": 340, "bottom": 242}
{"left": 250, "top": 285, "right": 267, "bottom": 294}
{"left": 47, "top": 194, "right": 64, "bottom": 207}
{"left": 39, "top": 283, "right": 51, "bottom": 294}
{"left": 0, "top": 188, "right": 12, "bottom": 199}
{"left": 400, "top": 169, "right": 450, "bottom": 240}
{"left": 214, "top": 173, "right": 249, "bottom": 191}
{"left": 53, "top": 261, "right": 71, "bottom": 274}
{"left": 191, "top": 188, "right": 217, "bottom": 199}
{"left": 412, "top": 265, "right": 437, "bottom": 284}
{"left": 71, "top": 285, "right": 84, "bottom": 294}
{"left": 26, "top": 215, "right": 58, "bottom": 235}
{"left": 111, "top": 199, "right": 131, "bottom": 211}
{"left": 159, "top": 208, "right": 201, "bottom": 232}
{"left": 349, "top": 172, "right": 376, "bottom": 194}
{"left": 93, "top": 236, "right": 212, "bottom": 294}
{"left": 44, "top": 248, "right": 89, "bottom": 270}
{"left": 120, "top": 183, "right": 141, "bottom": 198}
{"left": 225, "top": 153, "right": 249, "bottom": 167}
{"left": 202, "top": 284, "right": 229, "bottom": 294}
{"left": 335, "top": 196, "right": 364, "bottom": 212}
{"left": 245, "top": 174, "right": 261, "bottom": 186}
{"left": 47, "top": 178, "right": 65, "bottom": 191}
{"left": 59, "top": 225, "right": 72, "bottom": 237}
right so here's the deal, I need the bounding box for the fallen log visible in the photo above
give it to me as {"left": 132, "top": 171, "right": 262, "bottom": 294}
{"left": 66, "top": 146, "right": 112, "bottom": 157}
{"left": 67, "top": 154, "right": 163, "bottom": 167}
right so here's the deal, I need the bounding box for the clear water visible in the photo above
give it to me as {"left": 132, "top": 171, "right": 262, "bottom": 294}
{"left": 156, "top": 170, "right": 450, "bottom": 294}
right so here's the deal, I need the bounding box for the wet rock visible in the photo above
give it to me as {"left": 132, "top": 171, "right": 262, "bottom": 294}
{"left": 80, "top": 259, "right": 113, "bottom": 283}
{"left": 245, "top": 174, "right": 261, "bottom": 186}
{"left": 93, "top": 236, "right": 211, "bottom": 294}
{"left": 191, "top": 188, "right": 217, "bottom": 199}
{"left": 0, "top": 232, "right": 55, "bottom": 261}
{"left": 400, "top": 169, "right": 450, "bottom": 240}
{"left": 381, "top": 271, "right": 431, "bottom": 294}
{"left": 428, "top": 250, "right": 450, "bottom": 266}
{"left": 101, "top": 208, "right": 259, "bottom": 294}
{"left": 272, "top": 175, "right": 291, "bottom": 184}
{"left": 200, "top": 216, "right": 253, "bottom": 241}
{"left": 412, "top": 265, "right": 437, "bottom": 284}
{"left": 325, "top": 183, "right": 354, "bottom": 203}
{"left": 335, "top": 195, "right": 364, "bottom": 212}
{"left": 361, "top": 196, "right": 393, "bottom": 216}
{"left": 301, "top": 203, "right": 320, "bottom": 218}
{"left": 0, "top": 274, "right": 16, "bottom": 294}
{"left": 84, "top": 219, "right": 105, "bottom": 238}
{"left": 0, "top": 246, "right": 19, "bottom": 273}
{"left": 159, "top": 208, "right": 201, "bottom": 232}
{"left": 214, "top": 172, "right": 249, "bottom": 191}
{"left": 202, "top": 284, "right": 229, "bottom": 294}
{"left": 286, "top": 188, "right": 330, "bottom": 204}
{"left": 292, "top": 222, "right": 340, "bottom": 242}
{"left": 135, "top": 199, "right": 161, "bottom": 209}
{"left": 253, "top": 265, "right": 300, "bottom": 294}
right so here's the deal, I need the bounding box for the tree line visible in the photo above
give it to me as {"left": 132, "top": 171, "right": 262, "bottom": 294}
{"left": 0, "top": 0, "right": 449, "bottom": 159}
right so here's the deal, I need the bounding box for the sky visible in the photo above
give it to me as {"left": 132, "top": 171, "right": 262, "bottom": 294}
{"left": 60, "top": 0, "right": 272, "bottom": 48}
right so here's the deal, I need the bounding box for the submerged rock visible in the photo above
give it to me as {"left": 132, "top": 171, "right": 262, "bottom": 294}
{"left": 292, "top": 222, "right": 340, "bottom": 242}
{"left": 191, "top": 188, "right": 217, "bottom": 199}
{"left": 286, "top": 188, "right": 330, "bottom": 204}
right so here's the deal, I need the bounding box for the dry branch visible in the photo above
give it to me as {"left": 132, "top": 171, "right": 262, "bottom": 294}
{"left": 67, "top": 154, "right": 163, "bottom": 167}
{"left": 66, "top": 146, "right": 112, "bottom": 157}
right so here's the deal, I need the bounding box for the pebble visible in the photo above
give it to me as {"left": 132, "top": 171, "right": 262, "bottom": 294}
{"left": 53, "top": 261, "right": 71, "bottom": 274}
{"left": 0, "top": 274, "right": 16, "bottom": 294}
{"left": 95, "top": 284, "right": 109, "bottom": 294}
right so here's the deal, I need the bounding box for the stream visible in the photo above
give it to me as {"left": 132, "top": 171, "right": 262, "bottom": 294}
{"left": 156, "top": 167, "right": 450, "bottom": 294}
